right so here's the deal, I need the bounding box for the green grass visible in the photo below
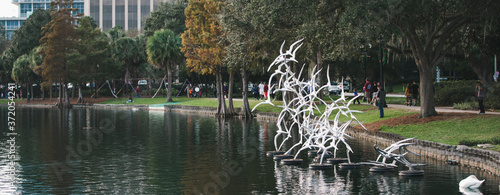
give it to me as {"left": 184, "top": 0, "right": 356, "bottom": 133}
{"left": 386, "top": 96, "right": 409, "bottom": 105}
{"left": 381, "top": 116, "right": 500, "bottom": 147}
{"left": 0, "top": 99, "right": 23, "bottom": 105}
{"left": 99, "top": 96, "right": 416, "bottom": 124}
{"left": 390, "top": 83, "right": 406, "bottom": 93}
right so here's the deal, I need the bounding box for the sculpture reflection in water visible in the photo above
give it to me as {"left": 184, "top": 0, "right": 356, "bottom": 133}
{"left": 253, "top": 39, "right": 367, "bottom": 169}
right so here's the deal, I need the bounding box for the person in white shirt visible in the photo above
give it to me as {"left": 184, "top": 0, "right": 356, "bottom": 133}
{"left": 258, "top": 82, "right": 265, "bottom": 100}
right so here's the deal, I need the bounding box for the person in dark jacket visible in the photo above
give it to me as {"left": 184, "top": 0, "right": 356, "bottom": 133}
{"left": 252, "top": 85, "right": 259, "bottom": 100}
{"left": 376, "top": 86, "right": 386, "bottom": 118}
{"left": 411, "top": 81, "right": 419, "bottom": 106}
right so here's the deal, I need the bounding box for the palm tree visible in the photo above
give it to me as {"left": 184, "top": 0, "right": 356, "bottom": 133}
{"left": 11, "top": 54, "right": 38, "bottom": 102}
{"left": 113, "top": 36, "right": 146, "bottom": 97}
{"left": 146, "top": 29, "right": 182, "bottom": 102}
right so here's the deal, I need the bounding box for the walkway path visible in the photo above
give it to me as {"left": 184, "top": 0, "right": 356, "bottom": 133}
{"left": 386, "top": 103, "right": 500, "bottom": 115}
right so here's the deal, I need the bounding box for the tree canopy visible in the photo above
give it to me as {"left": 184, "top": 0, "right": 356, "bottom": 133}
{"left": 143, "top": 0, "right": 187, "bottom": 36}
{"left": 1, "top": 9, "right": 50, "bottom": 82}
{"left": 147, "top": 29, "right": 182, "bottom": 102}
{"left": 182, "top": 0, "right": 226, "bottom": 115}
{"left": 39, "top": 0, "right": 79, "bottom": 107}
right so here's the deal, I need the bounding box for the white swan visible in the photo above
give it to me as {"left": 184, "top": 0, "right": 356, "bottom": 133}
{"left": 459, "top": 175, "right": 485, "bottom": 189}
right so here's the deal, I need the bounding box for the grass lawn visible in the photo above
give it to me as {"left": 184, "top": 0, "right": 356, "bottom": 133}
{"left": 0, "top": 99, "right": 22, "bottom": 105}
{"left": 99, "top": 97, "right": 208, "bottom": 105}
{"left": 390, "top": 83, "right": 409, "bottom": 93}
{"left": 381, "top": 116, "right": 500, "bottom": 151}
{"left": 99, "top": 96, "right": 416, "bottom": 124}
{"left": 339, "top": 106, "right": 417, "bottom": 124}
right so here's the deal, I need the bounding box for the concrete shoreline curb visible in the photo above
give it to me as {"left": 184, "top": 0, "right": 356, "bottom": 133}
{"left": 6, "top": 103, "right": 500, "bottom": 176}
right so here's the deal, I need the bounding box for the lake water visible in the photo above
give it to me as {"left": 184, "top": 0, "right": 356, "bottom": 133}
{"left": 0, "top": 107, "right": 499, "bottom": 194}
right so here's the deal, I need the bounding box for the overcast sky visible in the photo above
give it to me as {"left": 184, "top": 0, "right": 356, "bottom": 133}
{"left": 0, "top": 1, "right": 18, "bottom": 18}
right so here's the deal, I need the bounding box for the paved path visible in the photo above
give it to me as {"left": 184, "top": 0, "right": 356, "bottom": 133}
{"left": 243, "top": 92, "right": 500, "bottom": 115}
{"left": 342, "top": 92, "right": 499, "bottom": 115}
{"left": 386, "top": 103, "right": 500, "bottom": 115}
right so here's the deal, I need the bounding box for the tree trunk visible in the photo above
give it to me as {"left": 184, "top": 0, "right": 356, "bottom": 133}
{"left": 240, "top": 68, "right": 252, "bottom": 118}
{"left": 56, "top": 82, "right": 62, "bottom": 108}
{"left": 71, "top": 83, "right": 75, "bottom": 99}
{"left": 77, "top": 83, "right": 83, "bottom": 103}
{"left": 124, "top": 69, "right": 130, "bottom": 98}
{"left": 64, "top": 83, "right": 71, "bottom": 108}
{"left": 147, "top": 77, "right": 152, "bottom": 96}
{"left": 227, "top": 69, "right": 236, "bottom": 116}
{"left": 166, "top": 62, "right": 173, "bottom": 102}
{"left": 316, "top": 51, "right": 324, "bottom": 100}
{"left": 467, "top": 54, "right": 495, "bottom": 87}
{"left": 418, "top": 65, "right": 438, "bottom": 118}
{"left": 94, "top": 80, "right": 98, "bottom": 98}
{"left": 50, "top": 85, "right": 53, "bottom": 101}
{"left": 29, "top": 84, "right": 33, "bottom": 102}
{"left": 216, "top": 68, "right": 227, "bottom": 117}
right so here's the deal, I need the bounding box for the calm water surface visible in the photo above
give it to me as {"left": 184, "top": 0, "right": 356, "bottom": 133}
{"left": 0, "top": 107, "right": 499, "bottom": 194}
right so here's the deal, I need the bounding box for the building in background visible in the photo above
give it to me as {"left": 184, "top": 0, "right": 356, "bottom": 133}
{"left": 86, "top": 0, "right": 169, "bottom": 31}
{"left": 1, "top": 0, "right": 168, "bottom": 39}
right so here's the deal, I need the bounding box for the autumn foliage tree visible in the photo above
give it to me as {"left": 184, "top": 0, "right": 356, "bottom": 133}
{"left": 181, "top": 0, "right": 227, "bottom": 116}
{"left": 39, "top": 0, "right": 79, "bottom": 108}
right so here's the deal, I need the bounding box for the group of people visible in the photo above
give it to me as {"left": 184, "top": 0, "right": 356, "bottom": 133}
{"left": 252, "top": 81, "right": 272, "bottom": 101}
{"left": 362, "top": 79, "right": 389, "bottom": 106}
{"left": 185, "top": 84, "right": 203, "bottom": 98}
{"left": 362, "top": 79, "right": 387, "bottom": 118}
{"left": 404, "top": 81, "right": 420, "bottom": 106}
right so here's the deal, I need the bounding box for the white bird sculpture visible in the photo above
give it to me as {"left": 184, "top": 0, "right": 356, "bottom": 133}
{"left": 459, "top": 175, "right": 485, "bottom": 189}
{"left": 253, "top": 39, "right": 367, "bottom": 165}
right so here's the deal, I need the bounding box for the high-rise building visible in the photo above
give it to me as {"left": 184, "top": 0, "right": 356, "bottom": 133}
{"left": 1, "top": 0, "right": 169, "bottom": 39}
{"left": 85, "top": 0, "right": 169, "bottom": 31}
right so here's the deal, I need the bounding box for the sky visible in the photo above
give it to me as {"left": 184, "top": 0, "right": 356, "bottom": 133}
{"left": 0, "top": 1, "right": 18, "bottom": 17}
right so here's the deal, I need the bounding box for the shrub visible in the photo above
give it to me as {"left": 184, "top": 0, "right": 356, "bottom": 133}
{"left": 434, "top": 80, "right": 477, "bottom": 106}
{"left": 485, "top": 83, "right": 500, "bottom": 109}
{"left": 459, "top": 137, "right": 500, "bottom": 146}
{"left": 452, "top": 101, "right": 477, "bottom": 110}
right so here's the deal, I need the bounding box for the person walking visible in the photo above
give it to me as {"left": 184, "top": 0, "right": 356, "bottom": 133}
{"left": 404, "top": 83, "right": 412, "bottom": 106}
{"left": 411, "top": 81, "right": 419, "bottom": 106}
{"left": 376, "top": 85, "right": 386, "bottom": 118}
{"left": 264, "top": 82, "right": 269, "bottom": 100}
{"left": 252, "top": 85, "right": 259, "bottom": 100}
{"left": 476, "top": 80, "right": 486, "bottom": 114}
{"left": 371, "top": 82, "right": 379, "bottom": 105}
{"left": 135, "top": 86, "right": 140, "bottom": 98}
{"left": 353, "top": 88, "right": 361, "bottom": 104}
{"left": 363, "top": 79, "right": 372, "bottom": 103}
{"left": 258, "top": 81, "right": 265, "bottom": 100}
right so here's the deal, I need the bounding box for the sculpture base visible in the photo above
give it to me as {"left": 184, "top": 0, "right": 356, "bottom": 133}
{"left": 308, "top": 150, "right": 319, "bottom": 157}
{"left": 327, "top": 158, "right": 348, "bottom": 164}
{"left": 369, "top": 166, "right": 394, "bottom": 172}
{"left": 309, "top": 163, "right": 333, "bottom": 170}
{"left": 339, "top": 163, "right": 361, "bottom": 169}
{"left": 399, "top": 170, "right": 424, "bottom": 176}
{"left": 273, "top": 155, "right": 294, "bottom": 161}
{"left": 281, "top": 159, "right": 303, "bottom": 165}
{"left": 266, "top": 151, "right": 285, "bottom": 157}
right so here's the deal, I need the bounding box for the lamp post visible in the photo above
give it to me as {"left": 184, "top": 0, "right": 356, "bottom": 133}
{"left": 360, "top": 44, "right": 372, "bottom": 83}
